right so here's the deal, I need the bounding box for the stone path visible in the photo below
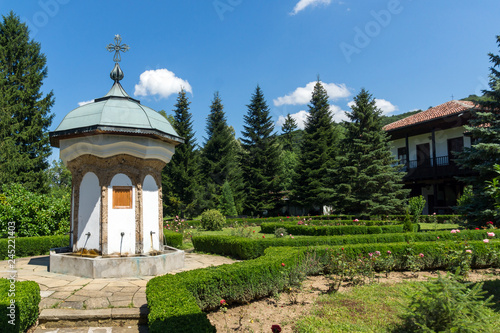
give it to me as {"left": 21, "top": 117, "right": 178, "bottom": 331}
{"left": 0, "top": 251, "right": 238, "bottom": 332}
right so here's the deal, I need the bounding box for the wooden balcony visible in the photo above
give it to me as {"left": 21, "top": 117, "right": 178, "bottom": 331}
{"left": 398, "top": 155, "right": 474, "bottom": 181}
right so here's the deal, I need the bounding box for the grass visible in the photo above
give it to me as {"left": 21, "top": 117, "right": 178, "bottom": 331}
{"left": 294, "top": 278, "right": 500, "bottom": 332}
{"left": 419, "top": 223, "right": 459, "bottom": 231}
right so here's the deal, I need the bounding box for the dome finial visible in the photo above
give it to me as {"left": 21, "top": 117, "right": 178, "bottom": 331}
{"left": 106, "top": 34, "right": 130, "bottom": 82}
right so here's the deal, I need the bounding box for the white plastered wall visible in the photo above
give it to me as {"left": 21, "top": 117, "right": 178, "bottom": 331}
{"left": 77, "top": 172, "right": 101, "bottom": 251}
{"left": 142, "top": 175, "right": 160, "bottom": 253}
{"left": 108, "top": 173, "right": 136, "bottom": 255}
{"left": 389, "top": 126, "right": 471, "bottom": 161}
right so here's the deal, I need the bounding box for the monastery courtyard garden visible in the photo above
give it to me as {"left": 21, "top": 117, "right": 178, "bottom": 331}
{"left": 2, "top": 213, "right": 500, "bottom": 332}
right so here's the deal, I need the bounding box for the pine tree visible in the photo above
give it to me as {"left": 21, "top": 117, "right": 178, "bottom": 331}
{"left": 293, "top": 80, "right": 339, "bottom": 213}
{"left": 241, "top": 86, "right": 281, "bottom": 215}
{"left": 201, "top": 92, "right": 244, "bottom": 214}
{"left": 332, "top": 88, "right": 408, "bottom": 216}
{"left": 161, "top": 89, "right": 199, "bottom": 217}
{"left": 0, "top": 12, "right": 54, "bottom": 193}
{"left": 281, "top": 113, "right": 297, "bottom": 152}
{"left": 455, "top": 35, "right": 500, "bottom": 223}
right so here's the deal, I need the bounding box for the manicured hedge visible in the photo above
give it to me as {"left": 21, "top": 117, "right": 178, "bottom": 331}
{"left": 147, "top": 240, "right": 500, "bottom": 332}
{"left": 260, "top": 223, "right": 407, "bottom": 236}
{"left": 163, "top": 230, "right": 183, "bottom": 248}
{"left": 0, "top": 279, "right": 40, "bottom": 332}
{"left": 0, "top": 235, "right": 68, "bottom": 260}
{"left": 192, "top": 230, "right": 490, "bottom": 259}
{"left": 147, "top": 246, "right": 312, "bottom": 333}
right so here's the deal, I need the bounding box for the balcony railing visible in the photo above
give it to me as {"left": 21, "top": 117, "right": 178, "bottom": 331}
{"left": 397, "top": 155, "right": 473, "bottom": 180}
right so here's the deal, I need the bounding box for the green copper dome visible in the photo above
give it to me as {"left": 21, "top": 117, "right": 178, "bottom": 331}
{"left": 50, "top": 70, "right": 183, "bottom": 148}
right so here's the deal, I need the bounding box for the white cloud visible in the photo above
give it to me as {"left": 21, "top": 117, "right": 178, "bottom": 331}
{"left": 291, "top": 0, "right": 332, "bottom": 15}
{"left": 78, "top": 99, "right": 94, "bottom": 106}
{"left": 329, "top": 104, "right": 349, "bottom": 122}
{"left": 277, "top": 110, "right": 309, "bottom": 130}
{"left": 375, "top": 98, "right": 398, "bottom": 115}
{"left": 347, "top": 98, "right": 398, "bottom": 116}
{"left": 273, "top": 81, "right": 350, "bottom": 106}
{"left": 134, "top": 69, "right": 192, "bottom": 99}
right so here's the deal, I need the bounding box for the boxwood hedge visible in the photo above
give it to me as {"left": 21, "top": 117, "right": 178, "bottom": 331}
{"left": 0, "top": 235, "right": 68, "bottom": 260}
{"left": 163, "top": 230, "right": 183, "bottom": 248}
{"left": 260, "top": 223, "right": 407, "bottom": 236}
{"left": 0, "top": 279, "right": 40, "bottom": 333}
{"left": 192, "top": 230, "right": 490, "bottom": 259}
{"left": 147, "top": 239, "right": 500, "bottom": 332}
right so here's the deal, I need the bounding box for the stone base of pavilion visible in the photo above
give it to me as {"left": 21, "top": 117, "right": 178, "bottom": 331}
{"left": 49, "top": 246, "right": 185, "bottom": 278}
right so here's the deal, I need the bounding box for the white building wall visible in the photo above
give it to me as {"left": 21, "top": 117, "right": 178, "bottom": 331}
{"left": 108, "top": 173, "right": 136, "bottom": 255}
{"left": 142, "top": 175, "right": 160, "bottom": 253}
{"left": 77, "top": 172, "right": 100, "bottom": 251}
{"left": 389, "top": 126, "right": 470, "bottom": 163}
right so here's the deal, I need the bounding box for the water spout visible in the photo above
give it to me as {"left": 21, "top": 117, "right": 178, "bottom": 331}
{"left": 80, "top": 232, "right": 91, "bottom": 256}
{"left": 150, "top": 231, "right": 156, "bottom": 251}
{"left": 120, "top": 232, "right": 125, "bottom": 256}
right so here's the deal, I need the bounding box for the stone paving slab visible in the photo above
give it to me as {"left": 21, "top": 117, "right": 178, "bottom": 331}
{"left": 1, "top": 252, "right": 238, "bottom": 330}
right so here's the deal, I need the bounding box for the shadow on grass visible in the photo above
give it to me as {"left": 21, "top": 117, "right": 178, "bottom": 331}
{"left": 481, "top": 278, "right": 500, "bottom": 311}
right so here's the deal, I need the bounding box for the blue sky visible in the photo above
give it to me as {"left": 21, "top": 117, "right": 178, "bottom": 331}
{"left": 2, "top": 0, "right": 500, "bottom": 153}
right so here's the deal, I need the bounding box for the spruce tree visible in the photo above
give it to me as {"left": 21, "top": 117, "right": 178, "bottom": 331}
{"left": 332, "top": 88, "right": 408, "bottom": 216}
{"left": 201, "top": 92, "right": 244, "bottom": 214}
{"left": 219, "top": 180, "right": 238, "bottom": 216}
{"left": 455, "top": 35, "right": 500, "bottom": 223}
{"left": 293, "top": 80, "right": 339, "bottom": 213}
{"left": 281, "top": 113, "right": 297, "bottom": 152}
{"left": 0, "top": 12, "right": 54, "bottom": 193}
{"left": 161, "top": 89, "right": 199, "bottom": 217}
{"left": 241, "top": 86, "right": 281, "bottom": 215}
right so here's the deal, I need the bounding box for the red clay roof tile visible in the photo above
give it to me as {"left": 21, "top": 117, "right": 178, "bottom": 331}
{"left": 383, "top": 100, "right": 476, "bottom": 131}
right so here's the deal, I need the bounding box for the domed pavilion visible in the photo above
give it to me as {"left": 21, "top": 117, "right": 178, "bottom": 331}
{"left": 49, "top": 35, "right": 184, "bottom": 259}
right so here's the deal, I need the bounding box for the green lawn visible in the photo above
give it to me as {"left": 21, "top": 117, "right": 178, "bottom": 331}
{"left": 294, "top": 279, "right": 500, "bottom": 332}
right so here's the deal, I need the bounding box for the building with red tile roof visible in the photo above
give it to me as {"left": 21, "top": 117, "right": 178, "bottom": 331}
{"left": 384, "top": 100, "right": 478, "bottom": 214}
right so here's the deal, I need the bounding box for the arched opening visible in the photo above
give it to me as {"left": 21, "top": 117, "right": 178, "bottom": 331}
{"left": 78, "top": 172, "right": 100, "bottom": 251}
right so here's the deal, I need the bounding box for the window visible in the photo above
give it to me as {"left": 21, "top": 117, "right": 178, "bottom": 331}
{"left": 113, "top": 186, "right": 132, "bottom": 209}
{"left": 397, "top": 147, "right": 407, "bottom": 164}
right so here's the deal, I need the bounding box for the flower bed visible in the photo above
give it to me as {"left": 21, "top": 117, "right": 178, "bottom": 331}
{"left": 147, "top": 239, "right": 500, "bottom": 332}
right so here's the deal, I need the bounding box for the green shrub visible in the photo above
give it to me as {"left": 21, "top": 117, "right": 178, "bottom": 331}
{"left": 147, "top": 246, "right": 317, "bottom": 333}
{"left": 0, "top": 183, "right": 70, "bottom": 238}
{"left": 260, "top": 222, "right": 405, "bottom": 236}
{"left": 192, "top": 230, "right": 493, "bottom": 260}
{"left": 200, "top": 209, "right": 225, "bottom": 231}
{"left": 408, "top": 195, "right": 426, "bottom": 224}
{"left": 147, "top": 240, "right": 500, "bottom": 332}
{"left": 163, "top": 230, "right": 183, "bottom": 248}
{"left": 0, "top": 235, "right": 68, "bottom": 260}
{"left": 403, "top": 209, "right": 413, "bottom": 232}
{"left": 399, "top": 272, "right": 495, "bottom": 332}
{"left": 0, "top": 279, "right": 40, "bottom": 333}
{"left": 274, "top": 227, "right": 287, "bottom": 238}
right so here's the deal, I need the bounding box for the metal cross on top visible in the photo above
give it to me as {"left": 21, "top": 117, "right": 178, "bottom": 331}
{"left": 106, "top": 34, "right": 130, "bottom": 63}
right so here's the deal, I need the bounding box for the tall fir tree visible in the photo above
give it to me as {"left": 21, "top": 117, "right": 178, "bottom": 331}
{"left": 293, "top": 80, "right": 339, "bottom": 213}
{"left": 332, "top": 88, "right": 408, "bottom": 216}
{"left": 281, "top": 113, "right": 297, "bottom": 152}
{"left": 455, "top": 35, "right": 500, "bottom": 223}
{"left": 161, "top": 88, "right": 199, "bottom": 217}
{"left": 241, "top": 85, "right": 281, "bottom": 215}
{"left": 0, "top": 12, "right": 54, "bottom": 193}
{"left": 201, "top": 92, "right": 245, "bottom": 214}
